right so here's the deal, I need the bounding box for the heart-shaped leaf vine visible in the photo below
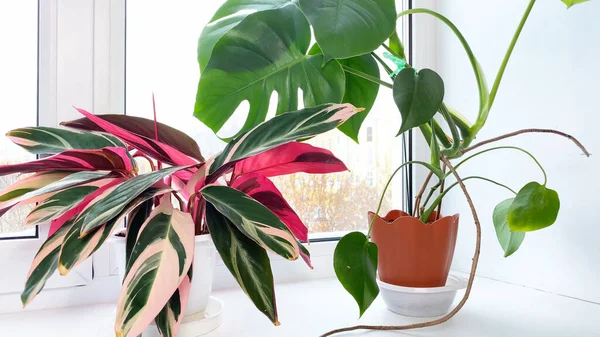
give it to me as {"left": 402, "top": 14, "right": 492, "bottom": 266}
{"left": 393, "top": 67, "right": 445, "bottom": 135}
{"left": 195, "top": 5, "right": 345, "bottom": 139}
{"left": 334, "top": 232, "right": 379, "bottom": 317}
{"left": 508, "top": 182, "right": 560, "bottom": 232}
{"left": 493, "top": 198, "right": 525, "bottom": 257}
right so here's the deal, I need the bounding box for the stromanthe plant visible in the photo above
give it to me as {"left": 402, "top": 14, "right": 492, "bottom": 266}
{"left": 195, "top": 0, "right": 592, "bottom": 335}
{"left": 1, "top": 103, "right": 363, "bottom": 337}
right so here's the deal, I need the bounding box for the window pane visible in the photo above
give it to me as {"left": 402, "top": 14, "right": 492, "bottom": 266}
{"left": 126, "top": 1, "right": 404, "bottom": 237}
{"left": 0, "top": 1, "right": 38, "bottom": 238}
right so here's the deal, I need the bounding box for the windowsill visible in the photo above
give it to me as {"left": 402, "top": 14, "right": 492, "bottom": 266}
{"left": 1, "top": 273, "right": 599, "bottom": 337}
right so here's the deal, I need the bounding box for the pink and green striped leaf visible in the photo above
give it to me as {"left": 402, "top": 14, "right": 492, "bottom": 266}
{"left": 7, "top": 126, "right": 126, "bottom": 155}
{"left": 0, "top": 147, "right": 134, "bottom": 176}
{"left": 205, "top": 203, "right": 278, "bottom": 324}
{"left": 77, "top": 166, "right": 191, "bottom": 235}
{"left": 114, "top": 197, "right": 195, "bottom": 337}
{"left": 154, "top": 267, "right": 192, "bottom": 337}
{"left": 63, "top": 113, "right": 204, "bottom": 162}
{"left": 58, "top": 187, "right": 171, "bottom": 275}
{"left": 0, "top": 171, "right": 111, "bottom": 218}
{"left": 201, "top": 185, "right": 300, "bottom": 261}
{"left": 233, "top": 142, "right": 348, "bottom": 178}
{"left": 24, "top": 177, "right": 118, "bottom": 226}
{"left": 0, "top": 171, "right": 69, "bottom": 213}
{"left": 21, "top": 219, "right": 76, "bottom": 307}
{"left": 65, "top": 108, "right": 200, "bottom": 166}
{"left": 207, "top": 103, "right": 362, "bottom": 175}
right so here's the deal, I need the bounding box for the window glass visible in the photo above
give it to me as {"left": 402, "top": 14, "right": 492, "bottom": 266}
{"left": 0, "top": 1, "right": 38, "bottom": 238}
{"left": 126, "top": 0, "right": 403, "bottom": 237}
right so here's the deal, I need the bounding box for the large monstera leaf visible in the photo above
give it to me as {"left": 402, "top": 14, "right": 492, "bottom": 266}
{"left": 195, "top": 5, "right": 345, "bottom": 139}
{"left": 298, "top": 0, "right": 396, "bottom": 59}
{"left": 197, "top": 0, "right": 295, "bottom": 72}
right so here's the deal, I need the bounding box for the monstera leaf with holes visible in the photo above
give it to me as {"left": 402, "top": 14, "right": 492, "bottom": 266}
{"left": 1, "top": 103, "right": 360, "bottom": 336}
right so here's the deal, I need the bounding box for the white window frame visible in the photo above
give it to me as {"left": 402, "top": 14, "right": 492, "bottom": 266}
{"left": 0, "top": 0, "right": 415, "bottom": 313}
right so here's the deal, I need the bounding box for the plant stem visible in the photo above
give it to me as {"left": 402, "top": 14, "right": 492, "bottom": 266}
{"left": 370, "top": 52, "right": 394, "bottom": 76}
{"left": 462, "top": 128, "right": 591, "bottom": 157}
{"left": 440, "top": 103, "right": 462, "bottom": 157}
{"left": 368, "top": 161, "right": 442, "bottom": 236}
{"left": 435, "top": 164, "right": 447, "bottom": 221}
{"left": 421, "top": 176, "right": 516, "bottom": 222}
{"left": 341, "top": 64, "right": 393, "bottom": 89}
{"left": 472, "top": 0, "right": 537, "bottom": 136}
{"left": 413, "top": 171, "right": 434, "bottom": 217}
{"left": 456, "top": 145, "right": 547, "bottom": 185}
{"left": 321, "top": 157, "right": 482, "bottom": 337}
{"left": 431, "top": 119, "right": 452, "bottom": 148}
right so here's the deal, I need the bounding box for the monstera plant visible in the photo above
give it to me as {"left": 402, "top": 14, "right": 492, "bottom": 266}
{"left": 196, "top": 0, "right": 592, "bottom": 335}
{"left": 1, "top": 103, "right": 362, "bottom": 337}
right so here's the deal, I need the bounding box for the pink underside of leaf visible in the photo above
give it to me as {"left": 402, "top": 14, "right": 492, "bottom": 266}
{"left": 232, "top": 173, "right": 308, "bottom": 242}
{"left": 171, "top": 275, "right": 192, "bottom": 335}
{"left": 48, "top": 178, "right": 123, "bottom": 236}
{"left": 74, "top": 107, "right": 196, "bottom": 167}
{"left": 233, "top": 142, "right": 348, "bottom": 179}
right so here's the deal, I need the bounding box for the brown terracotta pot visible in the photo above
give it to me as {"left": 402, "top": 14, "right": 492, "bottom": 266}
{"left": 370, "top": 210, "right": 459, "bottom": 288}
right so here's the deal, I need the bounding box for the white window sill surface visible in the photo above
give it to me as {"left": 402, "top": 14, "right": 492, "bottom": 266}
{"left": 1, "top": 273, "right": 599, "bottom": 337}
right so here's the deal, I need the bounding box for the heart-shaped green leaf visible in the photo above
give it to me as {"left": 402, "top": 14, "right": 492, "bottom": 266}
{"left": 508, "top": 182, "right": 560, "bottom": 232}
{"left": 298, "top": 0, "right": 396, "bottom": 59}
{"left": 197, "top": 0, "right": 295, "bottom": 72}
{"left": 393, "top": 68, "right": 445, "bottom": 135}
{"left": 493, "top": 198, "right": 525, "bottom": 257}
{"left": 194, "top": 5, "right": 345, "bottom": 139}
{"left": 561, "top": 0, "right": 589, "bottom": 8}
{"left": 334, "top": 232, "right": 379, "bottom": 317}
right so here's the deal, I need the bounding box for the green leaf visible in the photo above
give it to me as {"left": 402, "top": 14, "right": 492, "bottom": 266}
{"left": 394, "top": 68, "right": 445, "bottom": 135}
{"left": 25, "top": 185, "right": 99, "bottom": 226}
{"left": 115, "top": 198, "right": 195, "bottom": 337}
{"left": 194, "top": 5, "right": 345, "bottom": 139}
{"left": 78, "top": 166, "right": 189, "bottom": 235}
{"left": 508, "top": 182, "right": 560, "bottom": 232}
{"left": 207, "top": 103, "right": 361, "bottom": 175}
{"left": 334, "top": 232, "right": 379, "bottom": 317}
{"left": 562, "top": 0, "right": 589, "bottom": 8}
{"left": 197, "top": 0, "right": 295, "bottom": 72}
{"left": 7, "top": 127, "right": 126, "bottom": 155}
{"left": 298, "top": 0, "right": 396, "bottom": 59}
{"left": 493, "top": 198, "right": 525, "bottom": 257}
{"left": 388, "top": 30, "right": 406, "bottom": 61}
{"left": 201, "top": 185, "right": 299, "bottom": 260}
{"left": 205, "top": 202, "right": 278, "bottom": 324}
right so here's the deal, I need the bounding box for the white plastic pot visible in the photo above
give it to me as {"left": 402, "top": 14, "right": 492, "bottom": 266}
{"left": 377, "top": 273, "right": 468, "bottom": 317}
{"left": 112, "top": 234, "right": 216, "bottom": 315}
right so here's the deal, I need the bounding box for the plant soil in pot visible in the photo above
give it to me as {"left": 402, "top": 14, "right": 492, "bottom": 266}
{"left": 370, "top": 210, "right": 459, "bottom": 288}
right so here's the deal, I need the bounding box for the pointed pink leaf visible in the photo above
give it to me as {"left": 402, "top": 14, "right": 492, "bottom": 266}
{"left": 68, "top": 108, "right": 199, "bottom": 166}
{"left": 233, "top": 142, "right": 348, "bottom": 178}
{"left": 232, "top": 173, "right": 308, "bottom": 242}
{"left": 0, "top": 147, "right": 133, "bottom": 176}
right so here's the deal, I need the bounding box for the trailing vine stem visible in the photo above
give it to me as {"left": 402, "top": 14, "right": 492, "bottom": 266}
{"left": 462, "top": 128, "right": 591, "bottom": 157}
{"left": 320, "top": 157, "right": 482, "bottom": 337}
{"left": 413, "top": 171, "right": 434, "bottom": 217}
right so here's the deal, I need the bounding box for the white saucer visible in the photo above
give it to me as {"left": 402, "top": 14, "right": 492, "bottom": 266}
{"left": 144, "top": 296, "right": 224, "bottom": 337}
{"left": 377, "top": 273, "right": 467, "bottom": 317}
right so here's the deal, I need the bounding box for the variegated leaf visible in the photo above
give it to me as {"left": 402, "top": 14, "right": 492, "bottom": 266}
{"left": 78, "top": 166, "right": 190, "bottom": 235}
{"left": 25, "top": 178, "right": 117, "bottom": 226}
{"left": 207, "top": 103, "right": 362, "bottom": 175}
{"left": 115, "top": 197, "right": 195, "bottom": 337}
{"left": 7, "top": 126, "right": 126, "bottom": 155}
{"left": 67, "top": 108, "right": 200, "bottom": 166}
{"left": 126, "top": 199, "right": 154, "bottom": 262}
{"left": 154, "top": 267, "right": 192, "bottom": 337}
{"left": 205, "top": 203, "right": 278, "bottom": 324}
{"left": 0, "top": 172, "right": 69, "bottom": 213}
{"left": 62, "top": 113, "right": 205, "bottom": 162}
{"left": 58, "top": 188, "right": 171, "bottom": 275}
{"left": 0, "top": 147, "right": 134, "bottom": 176}
{"left": 0, "top": 171, "right": 111, "bottom": 218}
{"left": 201, "top": 185, "right": 300, "bottom": 261}
{"left": 21, "top": 220, "right": 75, "bottom": 306}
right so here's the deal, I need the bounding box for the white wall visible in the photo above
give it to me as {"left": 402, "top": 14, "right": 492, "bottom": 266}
{"left": 430, "top": 0, "right": 599, "bottom": 302}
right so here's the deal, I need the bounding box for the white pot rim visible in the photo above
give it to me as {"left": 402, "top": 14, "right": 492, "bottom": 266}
{"left": 377, "top": 273, "right": 468, "bottom": 294}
